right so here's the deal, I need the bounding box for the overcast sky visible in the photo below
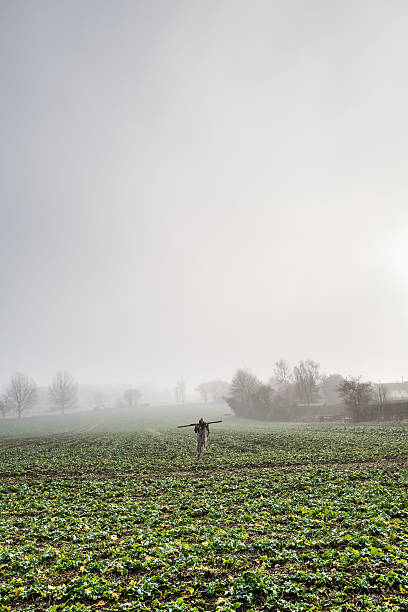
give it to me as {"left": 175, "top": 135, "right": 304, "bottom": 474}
{"left": 1, "top": 0, "right": 408, "bottom": 390}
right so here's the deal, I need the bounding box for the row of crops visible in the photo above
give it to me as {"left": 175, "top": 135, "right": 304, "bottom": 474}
{"left": 0, "top": 423, "right": 407, "bottom": 610}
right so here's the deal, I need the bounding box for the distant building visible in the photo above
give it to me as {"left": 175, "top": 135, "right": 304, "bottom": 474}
{"left": 381, "top": 400, "right": 408, "bottom": 421}
{"left": 367, "top": 382, "right": 408, "bottom": 420}
{"left": 383, "top": 382, "right": 408, "bottom": 401}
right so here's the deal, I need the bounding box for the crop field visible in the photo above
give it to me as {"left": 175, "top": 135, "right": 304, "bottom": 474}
{"left": 0, "top": 409, "right": 408, "bottom": 611}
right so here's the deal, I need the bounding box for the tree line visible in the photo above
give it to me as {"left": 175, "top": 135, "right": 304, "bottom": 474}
{"left": 0, "top": 371, "right": 144, "bottom": 419}
{"left": 0, "top": 371, "right": 81, "bottom": 418}
{"left": 224, "top": 360, "right": 392, "bottom": 422}
{"left": 0, "top": 364, "right": 394, "bottom": 422}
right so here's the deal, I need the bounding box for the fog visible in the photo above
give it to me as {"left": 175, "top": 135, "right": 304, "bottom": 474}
{"left": 1, "top": 0, "right": 408, "bottom": 392}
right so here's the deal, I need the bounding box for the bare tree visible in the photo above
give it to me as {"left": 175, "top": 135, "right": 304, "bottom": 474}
{"left": 7, "top": 372, "right": 37, "bottom": 418}
{"left": 230, "top": 369, "right": 260, "bottom": 404}
{"left": 195, "top": 380, "right": 230, "bottom": 403}
{"left": 254, "top": 383, "right": 275, "bottom": 417}
{"left": 0, "top": 395, "right": 11, "bottom": 419}
{"left": 174, "top": 379, "right": 186, "bottom": 404}
{"left": 271, "top": 359, "right": 294, "bottom": 410}
{"left": 49, "top": 371, "right": 77, "bottom": 415}
{"left": 123, "top": 388, "right": 142, "bottom": 408}
{"left": 293, "top": 359, "right": 321, "bottom": 407}
{"left": 374, "top": 382, "right": 387, "bottom": 420}
{"left": 337, "top": 376, "right": 373, "bottom": 421}
{"left": 273, "top": 359, "right": 293, "bottom": 390}
{"left": 226, "top": 370, "right": 274, "bottom": 419}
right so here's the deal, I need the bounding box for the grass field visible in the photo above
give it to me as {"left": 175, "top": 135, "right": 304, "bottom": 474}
{"left": 0, "top": 406, "right": 407, "bottom": 611}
